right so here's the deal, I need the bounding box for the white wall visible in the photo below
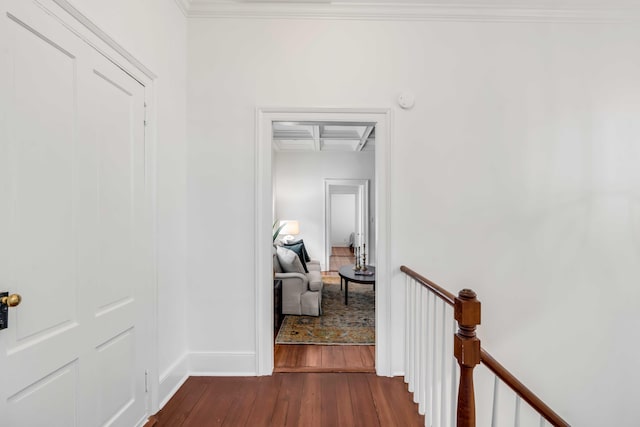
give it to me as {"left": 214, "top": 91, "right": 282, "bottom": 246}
{"left": 331, "top": 193, "right": 356, "bottom": 247}
{"left": 67, "top": 0, "right": 189, "bottom": 405}
{"left": 273, "top": 151, "right": 375, "bottom": 270}
{"left": 188, "top": 17, "right": 640, "bottom": 426}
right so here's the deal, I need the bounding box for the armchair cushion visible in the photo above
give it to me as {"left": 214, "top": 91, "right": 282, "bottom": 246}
{"left": 307, "top": 270, "right": 322, "bottom": 292}
{"left": 306, "top": 259, "right": 321, "bottom": 271}
{"left": 273, "top": 244, "right": 323, "bottom": 317}
{"left": 283, "top": 239, "right": 311, "bottom": 262}
{"left": 281, "top": 241, "right": 308, "bottom": 272}
{"left": 276, "top": 246, "right": 305, "bottom": 274}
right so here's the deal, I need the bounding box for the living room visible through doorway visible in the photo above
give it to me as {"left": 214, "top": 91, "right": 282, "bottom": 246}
{"left": 271, "top": 121, "right": 376, "bottom": 371}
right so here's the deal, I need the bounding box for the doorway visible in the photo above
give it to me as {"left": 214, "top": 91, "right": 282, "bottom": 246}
{"left": 272, "top": 125, "right": 375, "bottom": 371}
{"left": 324, "top": 179, "right": 369, "bottom": 272}
{"left": 255, "top": 108, "right": 392, "bottom": 376}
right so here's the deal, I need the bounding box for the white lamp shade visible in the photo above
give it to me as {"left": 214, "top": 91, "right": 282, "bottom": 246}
{"left": 279, "top": 220, "right": 299, "bottom": 236}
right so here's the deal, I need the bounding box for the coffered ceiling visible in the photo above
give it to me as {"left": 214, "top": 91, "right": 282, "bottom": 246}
{"left": 272, "top": 122, "right": 375, "bottom": 152}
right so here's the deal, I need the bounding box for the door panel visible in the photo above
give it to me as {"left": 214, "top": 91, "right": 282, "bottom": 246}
{"left": 86, "top": 51, "right": 147, "bottom": 427}
{"left": 0, "top": 6, "right": 85, "bottom": 425}
{"left": 11, "top": 11, "right": 77, "bottom": 344}
{"left": 95, "top": 329, "right": 135, "bottom": 426}
{"left": 8, "top": 361, "right": 78, "bottom": 427}
{"left": 94, "top": 67, "right": 136, "bottom": 310}
{"left": 0, "top": 2, "right": 151, "bottom": 426}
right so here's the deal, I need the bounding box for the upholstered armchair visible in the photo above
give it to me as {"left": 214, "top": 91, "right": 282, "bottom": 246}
{"left": 273, "top": 245, "right": 323, "bottom": 316}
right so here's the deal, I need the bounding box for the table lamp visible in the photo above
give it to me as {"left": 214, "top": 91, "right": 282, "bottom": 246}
{"left": 279, "top": 220, "right": 299, "bottom": 243}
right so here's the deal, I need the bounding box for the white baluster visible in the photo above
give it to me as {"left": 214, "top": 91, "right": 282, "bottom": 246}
{"left": 442, "top": 305, "right": 454, "bottom": 427}
{"left": 514, "top": 396, "right": 521, "bottom": 427}
{"left": 432, "top": 297, "right": 442, "bottom": 426}
{"left": 439, "top": 300, "right": 447, "bottom": 426}
{"left": 416, "top": 285, "right": 425, "bottom": 410}
{"left": 430, "top": 292, "right": 437, "bottom": 425}
{"left": 424, "top": 291, "right": 435, "bottom": 426}
{"left": 405, "top": 275, "right": 410, "bottom": 386}
{"left": 539, "top": 415, "right": 546, "bottom": 427}
{"left": 424, "top": 292, "right": 430, "bottom": 427}
{"left": 449, "top": 316, "right": 457, "bottom": 427}
{"left": 491, "top": 375, "right": 499, "bottom": 427}
{"left": 421, "top": 287, "right": 430, "bottom": 416}
{"left": 408, "top": 278, "right": 416, "bottom": 393}
{"left": 423, "top": 294, "right": 430, "bottom": 426}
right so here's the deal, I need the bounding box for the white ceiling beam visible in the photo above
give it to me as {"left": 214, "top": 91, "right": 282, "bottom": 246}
{"left": 318, "top": 136, "right": 361, "bottom": 140}
{"left": 356, "top": 126, "right": 374, "bottom": 152}
{"left": 314, "top": 125, "right": 321, "bottom": 151}
{"left": 272, "top": 129, "right": 314, "bottom": 140}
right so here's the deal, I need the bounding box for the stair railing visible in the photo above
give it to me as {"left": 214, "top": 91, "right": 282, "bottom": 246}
{"left": 401, "top": 266, "right": 570, "bottom": 427}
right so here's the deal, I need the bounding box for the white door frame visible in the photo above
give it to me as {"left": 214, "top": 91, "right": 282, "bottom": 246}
{"left": 324, "top": 179, "right": 369, "bottom": 271}
{"left": 255, "top": 107, "right": 392, "bottom": 376}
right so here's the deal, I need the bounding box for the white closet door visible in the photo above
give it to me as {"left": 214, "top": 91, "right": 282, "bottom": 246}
{"left": 0, "top": 1, "right": 152, "bottom": 426}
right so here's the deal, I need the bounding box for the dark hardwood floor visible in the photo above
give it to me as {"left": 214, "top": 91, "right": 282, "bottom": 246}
{"left": 274, "top": 344, "right": 375, "bottom": 373}
{"left": 148, "top": 373, "right": 424, "bottom": 426}
{"left": 147, "top": 254, "right": 406, "bottom": 427}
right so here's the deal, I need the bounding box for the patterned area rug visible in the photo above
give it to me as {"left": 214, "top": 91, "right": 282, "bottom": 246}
{"left": 321, "top": 274, "right": 340, "bottom": 285}
{"left": 276, "top": 282, "right": 375, "bottom": 345}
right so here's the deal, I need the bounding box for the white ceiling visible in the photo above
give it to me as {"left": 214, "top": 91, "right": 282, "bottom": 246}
{"left": 273, "top": 121, "right": 375, "bottom": 152}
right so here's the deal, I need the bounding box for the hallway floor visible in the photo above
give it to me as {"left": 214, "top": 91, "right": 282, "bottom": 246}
{"left": 274, "top": 344, "right": 375, "bottom": 373}
{"left": 147, "top": 373, "right": 423, "bottom": 426}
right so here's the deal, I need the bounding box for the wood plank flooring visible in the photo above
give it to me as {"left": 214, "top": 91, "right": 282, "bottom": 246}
{"left": 148, "top": 374, "right": 424, "bottom": 426}
{"left": 274, "top": 344, "right": 375, "bottom": 373}
{"left": 147, "top": 248, "right": 398, "bottom": 427}
{"left": 329, "top": 246, "right": 355, "bottom": 272}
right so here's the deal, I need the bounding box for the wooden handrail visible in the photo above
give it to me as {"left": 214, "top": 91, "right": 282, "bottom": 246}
{"left": 400, "top": 265, "right": 456, "bottom": 306}
{"left": 401, "top": 265, "right": 571, "bottom": 427}
{"left": 480, "top": 349, "right": 570, "bottom": 427}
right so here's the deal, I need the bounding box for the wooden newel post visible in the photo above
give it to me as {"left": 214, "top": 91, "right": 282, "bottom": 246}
{"left": 454, "top": 289, "right": 481, "bottom": 427}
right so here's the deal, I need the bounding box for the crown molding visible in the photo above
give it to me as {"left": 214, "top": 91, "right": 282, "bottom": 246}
{"left": 184, "top": 1, "right": 639, "bottom": 23}
{"left": 47, "top": 0, "right": 157, "bottom": 79}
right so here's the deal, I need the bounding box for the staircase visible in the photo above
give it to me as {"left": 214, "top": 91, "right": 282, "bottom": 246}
{"left": 401, "top": 266, "right": 570, "bottom": 427}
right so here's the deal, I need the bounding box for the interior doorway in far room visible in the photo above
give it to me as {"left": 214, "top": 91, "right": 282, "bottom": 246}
{"left": 324, "top": 179, "right": 369, "bottom": 273}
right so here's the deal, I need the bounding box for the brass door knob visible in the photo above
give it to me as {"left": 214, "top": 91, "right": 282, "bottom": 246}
{"left": 1, "top": 294, "right": 21, "bottom": 307}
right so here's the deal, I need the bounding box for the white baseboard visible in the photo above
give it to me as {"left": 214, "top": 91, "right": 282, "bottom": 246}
{"left": 158, "top": 353, "right": 189, "bottom": 409}
{"left": 135, "top": 413, "right": 150, "bottom": 427}
{"left": 188, "top": 351, "right": 257, "bottom": 376}
{"left": 156, "top": 351, "right": 258, "bottom": 411}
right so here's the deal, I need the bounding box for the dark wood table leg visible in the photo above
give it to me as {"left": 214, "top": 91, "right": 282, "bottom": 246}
{"left": 273, "top": 279, "right": 282, "bottom": 339}
{"left": 345, "top": 279, "right": 349, "bottom": 305}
